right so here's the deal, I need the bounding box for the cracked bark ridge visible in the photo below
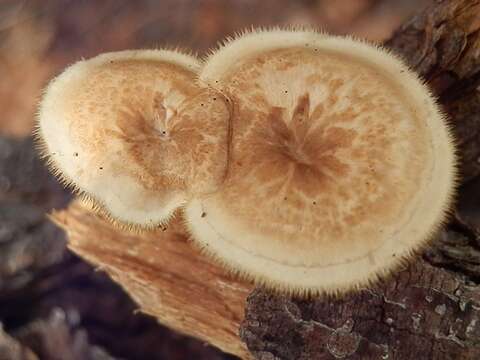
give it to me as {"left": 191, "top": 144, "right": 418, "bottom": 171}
{"left": 386, "top": 0, "right": 480, "bottom": 184}
{"left": 241, "top": 261, "right": 480, "bottom": 360}
{"left": 241, "top": 0, "right": 480, "bottom": 358}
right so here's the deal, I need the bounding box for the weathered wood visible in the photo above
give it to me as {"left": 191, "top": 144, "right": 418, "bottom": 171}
{"left": 52, "top": 203, "right": 254, "bottom": 359}
{"left": 51, "top": 0, "right": 480, "bottom": 359}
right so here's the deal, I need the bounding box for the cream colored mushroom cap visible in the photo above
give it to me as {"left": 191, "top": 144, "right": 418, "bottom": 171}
{"left": 37, "top": 49, "right": 230, "bottom": 228}
{"left": 186, "top": 29, "right": 457, "bottom": 295}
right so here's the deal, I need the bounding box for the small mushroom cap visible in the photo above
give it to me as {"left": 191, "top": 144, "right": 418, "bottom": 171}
{"left": 186, "top": 29, "right": 457, "bottom": 295}
{"left": 37, "top": 49, "right": 230, "bottom": 228}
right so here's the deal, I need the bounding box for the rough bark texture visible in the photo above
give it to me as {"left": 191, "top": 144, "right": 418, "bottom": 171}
{"left": 46, "top": 0, "right": 480, "bottom": 359}
{"left": 386, "top": 0, "right": 480, "bottom": 184}
{"left": 242, "top": 261, "right": 480, "bottom": 360}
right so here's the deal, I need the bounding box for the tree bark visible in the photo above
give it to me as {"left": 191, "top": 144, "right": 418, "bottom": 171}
{"left": 51, "top": 0, "right": 480, "bottom": 359}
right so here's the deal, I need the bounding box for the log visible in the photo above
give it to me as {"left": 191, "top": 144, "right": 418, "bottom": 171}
{"left": 51, "top": 0, "right": 480, "bottom": 358}
{"left": 52, "top": 204, "right": 254, "bottom": 359}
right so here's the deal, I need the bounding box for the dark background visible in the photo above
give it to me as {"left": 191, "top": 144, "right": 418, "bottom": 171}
{"left": 0, "top": 1, "right": 432, "bottom": 359}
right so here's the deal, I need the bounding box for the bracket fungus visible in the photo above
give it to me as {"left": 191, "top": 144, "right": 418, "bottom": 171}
{"left": 37, "top": 29, "right": 457, "bottom": 296}
{"left": 36, "top": 49, "right": 230, "bottom": 228}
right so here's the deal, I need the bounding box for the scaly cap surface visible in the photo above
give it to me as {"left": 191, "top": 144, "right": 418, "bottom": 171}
{"left": 37, "top": 49, "right": 230, "bottom": 229}
{"left": 185, "top": 28, "right": 457, "bottom": 296}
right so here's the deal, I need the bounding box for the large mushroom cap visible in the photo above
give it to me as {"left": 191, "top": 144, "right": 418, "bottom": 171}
{"left": 186, "top": 29, "right": 457, "bottom": 295}
{"left": 37, "top": 49, "right": 230, "bottom": 228}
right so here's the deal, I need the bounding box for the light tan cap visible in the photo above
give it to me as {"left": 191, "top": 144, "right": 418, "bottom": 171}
{"left": 185, "top": 29, "right": 457, "bottom": 296}
{"left": 37, "top": 49, "right": 230, "bottom": 228}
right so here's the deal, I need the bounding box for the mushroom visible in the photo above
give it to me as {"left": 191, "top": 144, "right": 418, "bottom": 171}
{"left": 185, "top": 29, "right": 457, "bottom": 295}
{"left": 37, "top": 29, "right": 457, "bottom": 297}
{"left": 36, "top": 49, "right": 231, "bottom": 229}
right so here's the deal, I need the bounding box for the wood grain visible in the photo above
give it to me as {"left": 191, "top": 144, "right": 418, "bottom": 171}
{"left": 52, "top": 203, "right": 254, "bottom": 359}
